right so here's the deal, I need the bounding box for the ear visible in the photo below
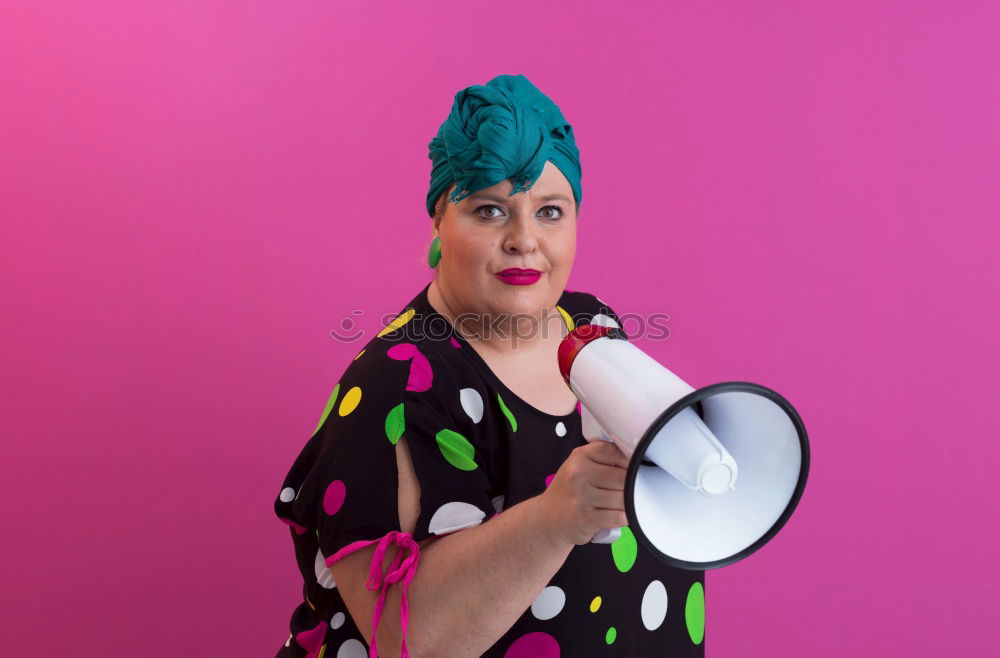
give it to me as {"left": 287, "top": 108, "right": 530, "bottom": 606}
{"left": 432, "top": 185, "right": 455, "bottom": 236}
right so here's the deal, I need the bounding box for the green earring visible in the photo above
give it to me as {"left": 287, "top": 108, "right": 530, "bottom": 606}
{"left": 427, "top": 236, "right": 442, "bottom": 268}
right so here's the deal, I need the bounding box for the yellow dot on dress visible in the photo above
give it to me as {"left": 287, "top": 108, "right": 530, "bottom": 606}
{"left": 353, "top": 349, "right": 365, "bottom": 361}
{"left": 338, "top": 386, "right": 362, "bottom": 416}
{"left": 590, "top": 596, "right": 602, "bottom": 613}
{"left": 556, "top": 305, "right": 575, "bottom": 331}
{"left": 377, "top": 308, "right": 415, "bottom": 337}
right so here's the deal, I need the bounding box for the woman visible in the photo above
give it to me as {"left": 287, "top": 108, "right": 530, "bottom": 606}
{"left": 274, "top": 74, "right": 706, "bottom": 657}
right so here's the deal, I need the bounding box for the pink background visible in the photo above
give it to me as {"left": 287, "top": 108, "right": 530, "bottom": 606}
{"left": 2, "top": 1, "right": 997, "bottom": 656}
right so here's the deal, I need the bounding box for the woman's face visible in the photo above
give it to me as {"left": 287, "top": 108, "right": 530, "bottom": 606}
{"left": 432, "top": 160, "right": 578, "bottom": 329}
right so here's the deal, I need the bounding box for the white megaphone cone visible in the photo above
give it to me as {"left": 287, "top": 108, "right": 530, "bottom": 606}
{"left": 558, "top": 324, "right": 809, "bottom": 570}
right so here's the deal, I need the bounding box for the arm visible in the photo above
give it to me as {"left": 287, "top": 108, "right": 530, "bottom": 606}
{"left": 330, "top": 437, "right": 628, "bottom": 657}
{"left": 330, "top": 435, "right": 572, "bottom": 657}
{"left": 333, "top": 491, "right": 570, "bottom": 657}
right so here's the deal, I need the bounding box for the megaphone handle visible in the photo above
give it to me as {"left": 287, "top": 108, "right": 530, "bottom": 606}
{"left": 591, "top": 527, "right": 622, "bottom": 544}
{"left": 580, "top": 406, "right": 623, "bottom": 544}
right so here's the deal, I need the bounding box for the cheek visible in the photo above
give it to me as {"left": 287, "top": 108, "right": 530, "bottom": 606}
{"left": 444, "top": 233, "right": 491, "bottom": 271}
{"left": 551, "top": 234, "right": 577, "bottom": 266}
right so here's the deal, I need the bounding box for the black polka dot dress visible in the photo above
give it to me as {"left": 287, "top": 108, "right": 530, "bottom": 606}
{"left": 273, "top": 283, "right": 706, "bottom": 657}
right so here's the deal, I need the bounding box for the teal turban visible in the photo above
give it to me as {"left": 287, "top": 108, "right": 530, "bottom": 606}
{"left": 426, "top": 74, "right": 582, "bottom": 218}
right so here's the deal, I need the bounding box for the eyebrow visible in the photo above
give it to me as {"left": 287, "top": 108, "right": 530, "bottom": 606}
{"left": 467, "top": 193, "right": 572, "bottom": 205}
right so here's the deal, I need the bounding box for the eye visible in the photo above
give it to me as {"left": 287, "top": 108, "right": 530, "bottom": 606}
{"left": 475, "top": 204, "right": 504, "bottom": 219}
{"left": 540, "top": 205, "right": 565, "bottom": 220}
{"left": 473, "top": 204, "right": 566, "bottom": 220}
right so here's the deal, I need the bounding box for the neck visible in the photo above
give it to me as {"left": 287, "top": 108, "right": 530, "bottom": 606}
{"left": 427, "top": 279, "right": 566, "bottom": 357}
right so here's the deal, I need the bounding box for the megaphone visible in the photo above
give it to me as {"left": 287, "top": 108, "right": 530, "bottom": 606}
{"left": 558, "top": 324, "right": 809, "bottom": 570}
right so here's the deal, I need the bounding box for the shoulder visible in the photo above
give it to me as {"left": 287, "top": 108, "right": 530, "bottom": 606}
{"left": 321, "top": 300, "right": 471, "bottom": 430}
{"left": 556, "top": 289, "right": 623, "bottom": 329}
{"left": 333, "top": 329, "right": 453, "bottom": 407}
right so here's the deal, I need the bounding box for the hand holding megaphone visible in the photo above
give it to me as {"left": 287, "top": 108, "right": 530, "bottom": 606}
{"left": 538, "top": 440, "right": 632, "bottom": 547}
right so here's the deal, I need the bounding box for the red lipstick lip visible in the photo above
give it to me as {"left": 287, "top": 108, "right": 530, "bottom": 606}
{"left": 495, "top": 269, "right": 542, "bottom": 285}
{"left": 497, "top": 268, "right": 541, "bottom": 275}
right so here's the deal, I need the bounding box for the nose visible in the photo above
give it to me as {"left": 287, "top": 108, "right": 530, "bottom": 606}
{"left": 502, "top": 215, "right": 539, "bottom": 255}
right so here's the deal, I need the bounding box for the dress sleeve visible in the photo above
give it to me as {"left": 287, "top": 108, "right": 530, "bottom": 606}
{"left": 588, "top": 294, "right": 624, "bottom": 330}
{"left": 275, "top": 337, "right": 497, "bottom": 560}
{"left": 560, "top": 291, "right": 625, "bottom": 332}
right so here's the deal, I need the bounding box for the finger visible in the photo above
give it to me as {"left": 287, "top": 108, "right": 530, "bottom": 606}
{"left": 593, "top": 508, "right": 629, "bottom": 529}
{"left": 586, "top": 462, "right": 628, "bottom": 491}
{"left": 588, "top": 487, "right": 625, "bottom": 512}
{"left": 583, "top": 441, "right": 630, "bottom": 469}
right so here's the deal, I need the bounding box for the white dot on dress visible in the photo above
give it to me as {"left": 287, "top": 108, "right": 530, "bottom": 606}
{"left": 531, "top": 585, "right": 566, "bottom": 620}
{"left": 460, "top": 388, "right": 484, "bottom": 423}
{"left": 314, "top": 548, "right": 337, "bottom": 589}
{"left": 330, "top": 612, "right": 346, "bottom": 629}
{"left": 285, "top": 634, "right": 292, "bottom": 647}
{"left": 641, "top": 579, "right": 669, "bottom": 630}
{"left": 555, "top": 421, "right": 567, "bottom": 437}
{"left": 279, "top": 487, "right": 296, "bottom": 503}
{"left": 428, "top": 501, "right": 486, "bottom": 535}
{"left": 590, "top": 313, "right": 620, "bottom": 329}
{"left": 337, "top": 638, "right": 368, "bottom": 658}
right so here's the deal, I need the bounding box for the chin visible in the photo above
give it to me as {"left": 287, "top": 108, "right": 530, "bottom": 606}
{"left": 494, "top": 286, "right": 553, "bottom": 315}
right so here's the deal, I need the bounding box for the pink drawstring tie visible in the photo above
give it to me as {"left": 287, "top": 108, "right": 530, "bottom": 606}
{"left": 328, "top": 531, "right": 421, "bottom": 658}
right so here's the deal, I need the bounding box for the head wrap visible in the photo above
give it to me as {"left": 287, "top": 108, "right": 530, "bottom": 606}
{"left": 425, "top": 74, "right": 582, "bottom": 218}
